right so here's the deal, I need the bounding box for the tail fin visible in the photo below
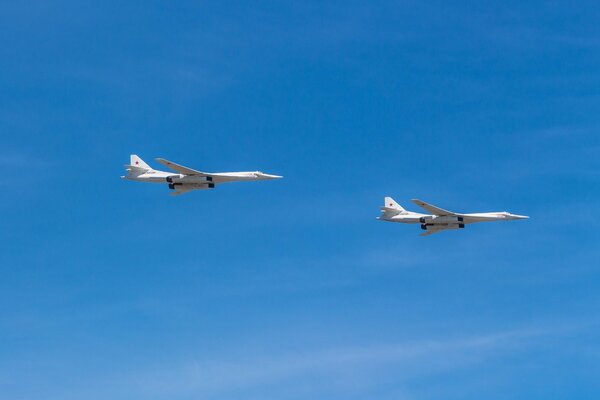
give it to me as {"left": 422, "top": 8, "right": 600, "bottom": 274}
{"left": 384, "top": 197, "right": 406, "bottom": 212}
{"left": 129, "top": 154, "right": 151, "bottom": 170}
{"left": 122, "top": 154, "right": 152, "bottom": 178}
{"left": 379, "top": 196, "right": 406, "bottom": 219}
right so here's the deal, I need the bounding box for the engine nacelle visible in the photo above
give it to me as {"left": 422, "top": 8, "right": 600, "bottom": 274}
{"left": 166, "top": 175, "right": 183, "bottom": 183}
{"left": 430, "top": 216, "right": 463, "bottom": 224}
{"left": 422, "top": 223, "right": 464, "bottom": 231}
{"left": 169, "top": 182, "right": 215, "bottom": 191}
{"left": 179, "top": 175, "right": 214, "bottom": 184}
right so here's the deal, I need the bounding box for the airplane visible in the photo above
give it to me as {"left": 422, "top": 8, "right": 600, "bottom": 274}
{"left": 377, "top": 197, "right": 528, "bottom": 236}
{"left": 122, "top": 154, "right": 282, "bottom": 195}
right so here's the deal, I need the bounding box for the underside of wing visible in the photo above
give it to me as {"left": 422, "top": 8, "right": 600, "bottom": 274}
{"left": 155, "top": 158, "right": 208, "bottom": 176}
{"left": 169, "top": 186, "right": 196, "bottom": 196}
{"left": 411, "top": 199, "right": 457, "bottom": 216}
{"left": 419, "top": 227, "right": 449, "bottom": 236}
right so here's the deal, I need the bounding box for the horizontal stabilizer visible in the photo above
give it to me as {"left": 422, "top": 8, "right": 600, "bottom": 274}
{"left": 380, "top": 206, "right": 401, "bottom": 214}
{"left": 124, "top": 164, "right": 150, "bottom": 176}
{"left": 124, "top": 164, "right": 148, "bottom": 172}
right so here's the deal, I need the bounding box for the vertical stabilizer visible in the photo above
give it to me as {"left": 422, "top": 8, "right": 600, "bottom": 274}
{"left": 384, "top": 197, "right": 406, "bottom": 212}
{"left": 130, "top": 154, "right": 151, "bottom": 170}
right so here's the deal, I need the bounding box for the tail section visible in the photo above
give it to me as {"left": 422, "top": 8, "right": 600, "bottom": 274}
{"left": 384, "top": 197, "right": 406, "bottom": 213}
{"left": 130, "top": 154, "right": 151, "bottom": 170}
{"left": 122, "top": 154, "right": 152, "bottom": 178}
{"left": 379, "top": 196, "right": 407, "bottom": 219}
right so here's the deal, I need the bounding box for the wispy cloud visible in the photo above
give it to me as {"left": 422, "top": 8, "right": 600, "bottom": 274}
{"left": 0, "top": 153, "right": 44, "bottom": 168}
{"left": 0, "top": 153, "right": 51, "bottom": 190}
{"left": 127, "top": 325, "right": 567, "bottom": 398}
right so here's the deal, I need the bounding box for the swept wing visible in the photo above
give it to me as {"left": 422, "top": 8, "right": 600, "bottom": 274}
{"left": 155, "top": 158, "right": 209, "bottom": 176}
{"left": 411, "top": 199, "right": 458, "bottom": 216}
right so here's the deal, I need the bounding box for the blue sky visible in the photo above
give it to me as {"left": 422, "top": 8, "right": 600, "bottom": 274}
{"left": 1, "top": 1, "right": 599, "bottom": 399}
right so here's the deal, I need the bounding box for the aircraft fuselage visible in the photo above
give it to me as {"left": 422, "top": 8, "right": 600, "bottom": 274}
{"left": 378, "top": 197, "right": 528, "bottom": 236}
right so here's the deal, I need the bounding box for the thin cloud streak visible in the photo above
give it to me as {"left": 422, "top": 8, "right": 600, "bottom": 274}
{"left": 129, "top": 325, "right": 565, "bottom": 397}
{"left": 0, "top": 153, "right": 45, "bottom": 168}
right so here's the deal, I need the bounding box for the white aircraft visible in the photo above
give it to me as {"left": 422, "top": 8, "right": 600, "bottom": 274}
{"left": 122, "top": 154, "right": 282, "bottom": 195}
{"left": 378, "top": 197, "right": 528, "bottom": 236}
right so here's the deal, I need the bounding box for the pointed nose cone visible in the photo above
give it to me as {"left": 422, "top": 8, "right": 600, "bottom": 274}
{"left": 510, "top": 214, "right": 529, "bottom": 220}
{"left": 261, "top": 173, "right": 283, "bottom": 180}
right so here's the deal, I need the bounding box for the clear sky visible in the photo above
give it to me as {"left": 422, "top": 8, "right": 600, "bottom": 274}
{"left": 1, "top": 1, "right": 599, "bottom": 399}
